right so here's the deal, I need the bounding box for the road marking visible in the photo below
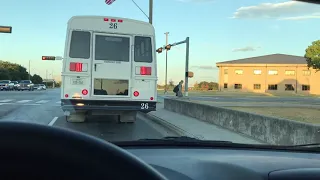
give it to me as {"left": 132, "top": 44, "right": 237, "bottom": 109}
{"left": 0, "top": 99, "right": 14, "bottom": 102}
{"left": 56, "top": 101, "right": 61, "bottom": 104}
{"left": 48, "top": 117, "right": 58, "bottom": 126}
{"left": 35, "top": 100, "right": 50, "bottom": 104}
{"left": 16, "top": 100, "right": 32, "bottom": 103}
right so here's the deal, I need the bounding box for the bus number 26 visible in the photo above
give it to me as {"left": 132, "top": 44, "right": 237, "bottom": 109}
{"left": 109, "top": 23, "right": 118, "bottom": 29}
{"left": 141, "top": 103, "right": 149, "bottom": 110}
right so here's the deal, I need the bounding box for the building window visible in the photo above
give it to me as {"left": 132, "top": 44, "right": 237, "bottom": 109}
{"left": 285, "top": 70, "right": 295, "bottom": 76}
{"left": 224, "top": 83, "right": 228, "bottom": 89}
{"left": 253, "top": 70, "right": 262, "bottom": 75}
{"left": 253, "top": 84, "right": 261, "bottom": 89}
{"left": 234, "top": 84, "right": 242, "bottom": 89}
{"left": 268, "top": 84, "right": 277, "bottom": 90}
{"left": 268, "top": 70, "right": 278, "bottom": 75}
{"left": 303, "top": 70, "right": 311, "bottom": 76}
{"left": 235, "top": 69, "right": 243, "bottom": 75}
{"left": 285, "top": 84, "right": 294, "bottom": 91}
{"left": 224, "top": 69, "right": 228, "bottom": 75}
{"left": 302, "top": 85, "right": 310, "bottom": 91}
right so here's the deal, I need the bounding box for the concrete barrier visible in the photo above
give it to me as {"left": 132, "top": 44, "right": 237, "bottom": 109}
{"left": 164, "top": 98, "right": 320, "bottom": 145}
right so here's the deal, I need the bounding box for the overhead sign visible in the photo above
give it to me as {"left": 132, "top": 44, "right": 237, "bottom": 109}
{"left": 0, "top": 26, "right": 12, "bottom": 33}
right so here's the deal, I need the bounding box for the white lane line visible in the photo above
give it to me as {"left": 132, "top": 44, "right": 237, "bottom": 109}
{"left": 35, "top": 100, "right": 50, "bottom": 104}
{"left": 0, "top": 99, "right": 14, "bottom": 103}
{"left": 56, "top": 101, "right": 61, "bottom": 104}
{"left": 48, "top": 117, "right": 58, "bottom": 126}
{"left": 16, "top": 100, "right": 33, "bottom": 103}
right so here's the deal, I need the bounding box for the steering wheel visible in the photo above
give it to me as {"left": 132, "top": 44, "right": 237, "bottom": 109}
{"left": 0, "top": 121, "right": 168, "bottom": 180}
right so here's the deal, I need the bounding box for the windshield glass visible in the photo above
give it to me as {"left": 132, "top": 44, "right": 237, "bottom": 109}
{"left": 1, "top": 0, "right": 320, "bottom": 147}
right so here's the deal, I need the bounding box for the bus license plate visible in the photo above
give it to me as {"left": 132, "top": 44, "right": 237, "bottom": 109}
{"left": 71, "top": 79, "right": 84, "bottom": 85}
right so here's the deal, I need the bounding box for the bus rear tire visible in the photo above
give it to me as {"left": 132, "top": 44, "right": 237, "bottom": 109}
{"left": 66, "top": 112, "right": 86, "bottom": 123}
{"left": 117, "top": 111, "right": 137, "bottom": 124}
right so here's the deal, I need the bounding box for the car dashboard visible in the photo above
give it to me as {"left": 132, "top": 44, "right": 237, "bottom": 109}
{"left": 124, "top": 147, "right": 320, "bottom": 180}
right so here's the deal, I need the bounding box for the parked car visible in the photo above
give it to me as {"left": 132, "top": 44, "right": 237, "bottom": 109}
{"left": 17, "top": 80, "right": 34, "bottom": 91}
{"left": 0, "top": 80, "right": 14, "bottom": 91}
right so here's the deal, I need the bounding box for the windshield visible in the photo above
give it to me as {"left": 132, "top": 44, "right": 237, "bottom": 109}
{"left": 1, "top": 0, "right": 320, "bottom": 147}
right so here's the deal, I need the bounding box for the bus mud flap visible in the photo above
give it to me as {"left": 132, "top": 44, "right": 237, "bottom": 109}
{"left": 118, "top": 111, "right": 137, "bottom": 123}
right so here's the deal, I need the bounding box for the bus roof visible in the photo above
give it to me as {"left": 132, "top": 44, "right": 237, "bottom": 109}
{"left": 68, "top": 16, "right": 155, "bottom": 36}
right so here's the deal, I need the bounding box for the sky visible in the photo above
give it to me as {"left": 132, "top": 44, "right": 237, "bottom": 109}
{"left": 1, "top": 0, "right": 320, "bottom": 86}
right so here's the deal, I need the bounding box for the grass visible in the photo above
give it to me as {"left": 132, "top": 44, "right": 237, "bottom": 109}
{"left": 227, "top": 107, "right": 320, "bottom": 124}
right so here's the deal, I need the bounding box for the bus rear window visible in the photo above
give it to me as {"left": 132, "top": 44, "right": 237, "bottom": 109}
{"left": 69, "top": 31, "right": 91, "bottom": 59}
{"left": 95, "top": 35, "right": 130, "bottom": 62}
{"left": 134, "top": 36, "right": 152, "bottom": 63}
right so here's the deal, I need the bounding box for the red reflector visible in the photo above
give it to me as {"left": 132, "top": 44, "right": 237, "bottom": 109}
{"left": 118, "top": 19, "right": 123, "bottom": 23}
{"left": 150, "top": 97, "right": 154, "bottom": 100}
{"left": 104, "top": 18, "right": 109, "bottom": 21}
{"left": 111, "top": 19, "right": 116, "bottom": 22}
{"left": 70, "top": 62, "right": 83, "bottom": 72}
{"left": 133, "top": 91, "right": 139, "bottom": 97}
{"left": 65, "top": 94, "right": 69, "bottom": 98}
{"left": 140, "top": 67, "right": 151, "bottom": 75}
{"left": 82, "top": 89, "right": 88, "bottom": 95}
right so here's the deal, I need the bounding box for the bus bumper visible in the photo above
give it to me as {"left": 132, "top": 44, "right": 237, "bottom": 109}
{"left": 61, "top": 99, "right": 156, "bottom": 113}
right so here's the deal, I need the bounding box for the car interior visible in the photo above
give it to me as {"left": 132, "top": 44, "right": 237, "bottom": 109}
{"left": 1, "top": 121, "right": 320, "bottom": 180}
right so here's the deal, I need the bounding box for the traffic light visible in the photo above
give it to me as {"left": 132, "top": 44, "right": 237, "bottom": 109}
{"left": 0, "top": 26, "right": 12, "bottom": 34}
{"left": 165, "top": 44, "right": 172, "bottom": 51}
{"left": 42, "top": 56, "right": 56, "bottom": 60}
{"left": 156, "top": 47, "right": 163, "bottom": 53}
{"left": 185, "top": 71, "right": 194, "bottom": 78}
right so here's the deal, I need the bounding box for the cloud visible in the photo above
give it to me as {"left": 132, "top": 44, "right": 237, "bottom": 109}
{"left": 231, "top": 1, "right": 320, "bottom": 20}
{"left": 191, "top": 65, "right": 217, "bottom": 70}
{"left": 232, "top": 46, "right": 261, "bottom": 52}
{"left": 279, "top": 12, "right": 320, "bottom": 20}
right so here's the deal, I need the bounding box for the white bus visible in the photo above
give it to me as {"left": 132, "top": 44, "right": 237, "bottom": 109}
{"left": 61, "top": 16, "right": 157, "bottom": 123}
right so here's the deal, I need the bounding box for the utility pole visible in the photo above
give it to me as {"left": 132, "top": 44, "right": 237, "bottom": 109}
{"left": 28, "top": 60, "right": 31, "bottom": 80}
{"left": 46, "top": 70, "right": 48, "bottom": 87}
{"left": 149, "top": 0, "right": 153, "bottom": 24}
{"left": 164, "top": 32, "right": 169, "bottom": 94}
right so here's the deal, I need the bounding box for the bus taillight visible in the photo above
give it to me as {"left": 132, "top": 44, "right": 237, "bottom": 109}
{"left": 70, "top": 62, "right": 83, "bottom": 72}
{"left": 82, "top": 89, "right": 88, "bottom": 95}
{"left": 140, "top": 67, "right": 151, "bottom": 75}
{"left": 133, "top": 91, "right": 139, "bottom": 97}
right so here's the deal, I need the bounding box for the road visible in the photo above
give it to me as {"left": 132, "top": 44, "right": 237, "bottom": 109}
{"left": 0, "top": 89, "right": 175, "bottom": 141}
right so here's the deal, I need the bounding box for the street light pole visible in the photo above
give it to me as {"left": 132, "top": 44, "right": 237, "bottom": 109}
{"left": 149, "top": 0, "right": 153, "bottom": 24}
{"left": 28, "top": 60, "right": 31, "bottom": 80}
{"left": 164, "top": 32, "right": 169, "bottom": 94}
{"left": 185, "top": 37, "right": 190, "bottom": 97}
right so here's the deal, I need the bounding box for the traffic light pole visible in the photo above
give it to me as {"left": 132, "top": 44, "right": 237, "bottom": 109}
{"left": 164, "top": 32, "right": 169, "bottom": 94}
{"left": 158, "top": 37, "right": 190, "bottom": 96}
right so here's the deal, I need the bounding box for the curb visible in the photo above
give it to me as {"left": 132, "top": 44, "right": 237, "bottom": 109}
{"left": 138, "top": 112, "right": 204, "bottom": 140}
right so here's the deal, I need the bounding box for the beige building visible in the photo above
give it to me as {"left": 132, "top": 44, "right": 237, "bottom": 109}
{"left": 216, "top": 54, "right": 320, "bottom": 95}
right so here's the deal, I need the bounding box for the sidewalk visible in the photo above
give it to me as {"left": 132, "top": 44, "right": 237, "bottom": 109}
{"left": 143, "top": 103, "right": 263, "bottom": 144}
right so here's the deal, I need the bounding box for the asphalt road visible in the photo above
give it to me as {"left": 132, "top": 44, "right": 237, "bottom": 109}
{"left": 0, "top": 89, "right": 175, "bottom": 142}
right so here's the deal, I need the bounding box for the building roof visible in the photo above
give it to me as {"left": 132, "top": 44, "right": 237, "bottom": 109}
{"left": 216, "top": 54, "right": 307, "bottom": 65}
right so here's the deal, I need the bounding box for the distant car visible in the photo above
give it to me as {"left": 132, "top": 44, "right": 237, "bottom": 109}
{"left": 0, "top": 80, "right": 14, "bottom": 91}
{"left": 39, "top": 84, "right": 46, "bottom": 90}
{"left": 11, "top": 81, "right": 19, "bottom": 90}
{"left": 17, "top": 80, "right": 34, "bottom": 91}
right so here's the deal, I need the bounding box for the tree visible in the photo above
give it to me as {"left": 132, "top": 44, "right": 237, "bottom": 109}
{"left": 168, "top": 79, "right": 174, "bottom": 88}
{"left": 305, "top": 40, "right": 320, "bottom": 71}
{"left": 31, "top": 74, "right": 43, "bottom": 84}
{"left": 0, "top": 61, "right": 30, "bottom": 80}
